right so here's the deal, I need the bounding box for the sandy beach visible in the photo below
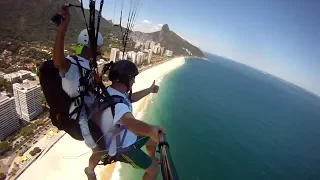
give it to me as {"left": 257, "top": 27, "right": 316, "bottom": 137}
{"left": 17, "top": 57, "right": 185, "bottom": 180}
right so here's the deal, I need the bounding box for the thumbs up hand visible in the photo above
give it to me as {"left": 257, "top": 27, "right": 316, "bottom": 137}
{"left": 149, "top": 80, "right": 159, "bottom": 94}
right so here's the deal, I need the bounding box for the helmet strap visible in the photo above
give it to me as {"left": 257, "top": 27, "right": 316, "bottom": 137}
{"left": 128, "top": 89, "right": 132, "bottom": 102}
{"left": 124, "top": 78, "right": 133, "bottom": 102}
{"left": 75, "top": 44, "right": 85, "bottom": 55}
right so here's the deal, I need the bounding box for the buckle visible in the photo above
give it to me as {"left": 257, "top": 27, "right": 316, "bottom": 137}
{"left": 78, "top": 85, "right": 85, "bottom": 92}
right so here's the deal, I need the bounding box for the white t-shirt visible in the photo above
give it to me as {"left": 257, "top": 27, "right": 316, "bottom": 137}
{"left": 59, "top": 55, "right": 99, "bottom": 149}
{"left": 59, "top": 55, "right": 95, "bottom": 118}
{"left": 100, "top": 87, "right": 137, "bottom": 156}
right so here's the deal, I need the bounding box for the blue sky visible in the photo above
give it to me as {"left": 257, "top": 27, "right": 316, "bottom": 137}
{"left": 81, "top": 0, "right": 320, "bottom": 96}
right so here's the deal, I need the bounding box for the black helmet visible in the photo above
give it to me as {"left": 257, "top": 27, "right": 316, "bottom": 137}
{"left": 108, "top": 60, "right": 139, "bottom": 88}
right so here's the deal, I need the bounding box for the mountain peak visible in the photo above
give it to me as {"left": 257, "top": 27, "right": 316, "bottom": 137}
{"left": 131, "top": 22, "right": 205, "bottom": 57}
{"left": 161, "top": 24, "right": 170, "bottom": 32}
{"left": 159, "top": 24, "right": 170, "bottom": 42}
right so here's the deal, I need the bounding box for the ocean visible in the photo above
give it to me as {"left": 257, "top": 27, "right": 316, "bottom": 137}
{"left": 118, "top": 54, "right": 320, "bottom": 180}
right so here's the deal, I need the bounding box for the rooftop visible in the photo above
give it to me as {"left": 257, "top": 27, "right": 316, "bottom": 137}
{"left": 0, "top": 95, "right": 7, "bottom": 102}
{"left": 13, "top": 80, "right": 39, "bottom": 92}
{"left": 0, "top": 95, "right": 13, "bottom": 104}
{"left": 3, "top": 70, "right": 32, "bottom": 78}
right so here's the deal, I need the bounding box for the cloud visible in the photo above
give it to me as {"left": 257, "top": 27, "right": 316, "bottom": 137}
{"left": 133, "top": 21, "right": 164, "bottom": 33}
{"left": 154, "top": 24, "right": 163, "bottom": 30}
{"left": 142, "top": 20, "right": 152, "bottom": 24}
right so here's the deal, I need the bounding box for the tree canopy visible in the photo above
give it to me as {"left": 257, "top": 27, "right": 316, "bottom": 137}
{"left": 0, "top": 141, "right": 10, "bottom": 153}
{"left": 0, "top": 166, "right": 5, "bottom": 179}
{"left": 19, "top": 124, "right": 36, "bottom": 137}
{"left": 40, "top": 93, "right": 47, "bottom": 106}
{"left": 0, "top": 77, "right": 12, "bottom": 93}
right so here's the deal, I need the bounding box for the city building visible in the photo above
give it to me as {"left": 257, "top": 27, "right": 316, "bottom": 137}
{"left": 97, "top": 59, "right": 107, "bottom": 74}
{"left": 144, "top": 41, "right": 150, "bottom": 50}
{"left": 118, "top": 51, "right": 123, "bottom": 60}
{"left": 136, "top": 51, "right": 145, "bottom": 65}
{"left": 152, "top": 46, "right": 157, "bottom": 54}
{"left": 0, "top": 95, "right": 20, "bottom": 140}
{"left": 148, "top": 49, "right": 153, "bottom": 64}
{"left": 127, "top": 51, "right": 137, "bottom": 63}
{"left": 123, "top": 53, "right": 128, "bottom": 60}
{"left": 161, "top": 47, "right": 165, "bottom": 56}
{"left": 165, "top": 50, "right": 173, "bottom": 57}
{"left": 151, "top": 43, "right": 161, "bottom": 54}
{"left": 150, "top": 41, "right": 156, "bottom": 50}
{"left": 110, "top": 48, "right": 119, "bottom": 62}
{"left": 117, "top": 51, "right": 129, "bottom": 61}
{"left": 126, "top": 51, "right": 133, "bottom": 59}
{"left": 135, "top": 52, "right": 141, "bottom": 65}
{"left": 13, "top": 80, "right": 43, "bottom": 121}
{"left": 131, "top": 52, "right": 137, "bottom": 63}
{"left": 156, "top": 43, "right": 161, "bottom": 53}
{"left": 135, "top": 42, "right": 141, "bottom": 48}
{"left": 3, "top": 70, "right": 32, "bottom": 83}
{"left": 152, "top": 46, "right": 155, "bottom": 54}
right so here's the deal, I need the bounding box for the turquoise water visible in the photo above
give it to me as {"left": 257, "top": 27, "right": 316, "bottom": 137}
{"left": 119, "top": 54, "right": 320, "bottom": 180}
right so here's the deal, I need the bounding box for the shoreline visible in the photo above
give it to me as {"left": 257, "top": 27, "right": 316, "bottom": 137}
{"left": 12, "top": 132, "right": 66, "bottom": 180}
{"left": 17, "top": 57, "right": 186, "bottom": 180}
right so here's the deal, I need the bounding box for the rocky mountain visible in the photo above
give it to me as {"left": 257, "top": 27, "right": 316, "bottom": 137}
{"left": 131, "top": 24, "right": 205, "bottom": 57}
{"left": 0, "top": 0, "right": 130, "bottom": 49}
{"left": 0, "top": 0, "right": 134, "bottom": 74}
{"left": 0, "top": 0, "right": 204, "bottom": 60}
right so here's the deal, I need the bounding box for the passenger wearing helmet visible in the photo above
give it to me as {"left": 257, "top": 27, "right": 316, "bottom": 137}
{"left": 52, "top": 6, "right": 104, "bottom": 180}
{"left": 53, "top": 7, "right": 164, "bottom": 180}
{"left": 95, "top": 60, "right": 166, "bottom": 180}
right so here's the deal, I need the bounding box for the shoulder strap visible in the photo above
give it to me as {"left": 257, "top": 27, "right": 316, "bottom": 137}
{"left": 111, "top": 95, "right": 130, "bottom": 106}
{"left": 67, "top": 55, "right": 88, "bottom": 122}
{"left": 68, "top": 55, "right": 84, "bottom": 79}
{"left": 110, "top": 95, "right": 130, "bottom": 118}
{"left": 92, "top": 93, "right": 132, "bottom": 155}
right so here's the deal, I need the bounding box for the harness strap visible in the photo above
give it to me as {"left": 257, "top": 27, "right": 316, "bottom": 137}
{"left": 104, "top": 125, "right": 128, "bottom": 151}
{"left": 90, "top": 91, "right": 132, "bottom": 157}
{"left": 100, "top": 152, "right": 128, "bottom": 166}
{"left": 66, "top": 55, "right": 90, "bottom": 122}
{"left": 116, "top": 142, "right": 136, "bottom": 153}
{"left": 69, "top": 105, "right": 82, "bottom": 118}
{"left": 100, "top": 143, "right": 138, "bottom": 166}
{"left": 120, "top": 128, "right": 128, "bottom": 146}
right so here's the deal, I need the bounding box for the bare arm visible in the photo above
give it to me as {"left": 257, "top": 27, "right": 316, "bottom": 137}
{"left": 120, "top": 112, "right": 166, "bottom": 142}
{"left": 53, "top": 32, "right": 70, "bottom": 73}
{"left": 120, "top": 112, "right": 152, "bottom": 136}
{"left": 131, "top": 80, "right": 159, "bottom": 103}
{"left": 52, "top": 6, "right": 71, "bottom": 73}
{"left": 131, "top": 88, "right": 151, "bottom": 103}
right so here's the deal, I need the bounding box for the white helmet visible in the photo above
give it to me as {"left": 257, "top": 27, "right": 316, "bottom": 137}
{"left": 77, "top": 29, "right": 104, "bottom": 46}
